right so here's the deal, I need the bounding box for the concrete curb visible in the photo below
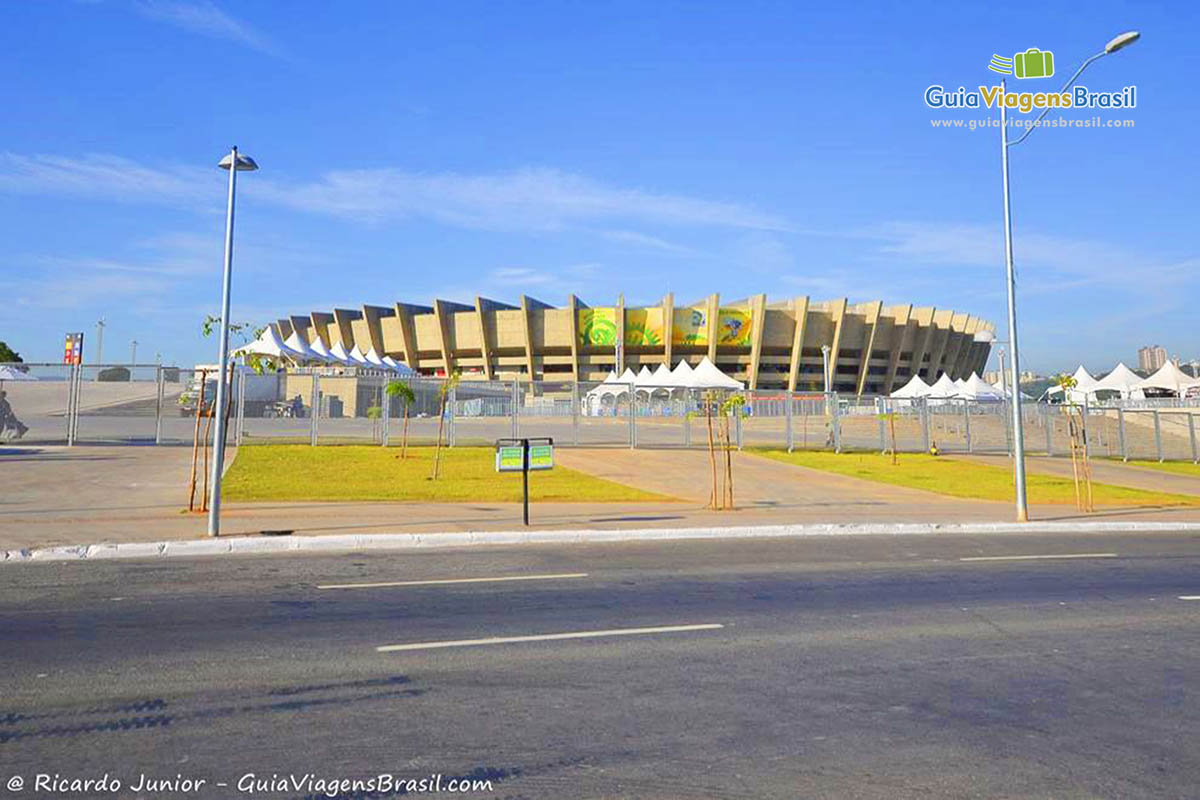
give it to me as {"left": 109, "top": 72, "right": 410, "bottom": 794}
{"left": 4, "top": 521, "right": 1200, "bottom": 564}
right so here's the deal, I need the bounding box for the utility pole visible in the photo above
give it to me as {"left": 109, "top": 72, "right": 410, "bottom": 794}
{"left": 131, "top": 340, "right": 138, "bottom": 366}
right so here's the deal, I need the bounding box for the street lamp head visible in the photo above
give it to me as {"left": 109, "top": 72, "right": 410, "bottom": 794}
{"left": 218, "top": 151, "right": 259, "bottom": 171}
{"left": 1105, "top": 30, "right": 1140, "bottom": 54}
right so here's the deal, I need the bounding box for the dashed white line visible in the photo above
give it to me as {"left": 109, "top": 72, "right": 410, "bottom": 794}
{"left": 318, "top": 572, "right": 588, "bottom": 590}
{"left": 959, "top": 553, "right": 1118, "bottom": 562}
{"left": 376, "top": 623, "right": 724, "bottom": 653}
{"left": 1179, "top": 596, "right": 1200, "bottom": 601}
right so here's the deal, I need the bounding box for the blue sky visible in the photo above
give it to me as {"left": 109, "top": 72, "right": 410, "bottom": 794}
{"left": 1, "top": 0, "right": 1195, "bottom": 372}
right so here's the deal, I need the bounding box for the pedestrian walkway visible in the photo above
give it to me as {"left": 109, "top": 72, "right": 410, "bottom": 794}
{"left": 947, "top": 453, "right": 1200, "bottom": 497}
{"left": 4, "top": 445, "right": 1199, "bottom": 552}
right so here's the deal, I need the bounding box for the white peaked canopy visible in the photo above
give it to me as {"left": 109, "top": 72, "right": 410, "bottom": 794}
{"left": 1135, "top": 361, "right": 1198, "bottom": 395}
{"left": 233, "top": 326, "right": 302, "bottom": 362}
{"left": 381, "top": 356, "right": 415, "bottom": 376}
{"left": 327, "top": 341, "right": 355, "bottom": 365}
{"left": 957, "top": 373, "right": 1004, "bottom": 400}
{"left": 671, "top": 360, "right": 696, "bottom": 388}
{"left": 0, "top": 365, "right": 36, "bottom": 382}
{"left": 634, "top": 365, "right": 655, "bottom": 387}
{"left": 308, "top": 336, "right": 339, "bottom": 363}
{"left": 926, "top": 373, "right": 960, "bottom": 399}
{"left": 650, "top": 363, "right": 674, "bottom": 387}
{"left": 362, "top": 346, "right": 388, "bottom": 369}
{"left": 617, "top": 367, "right": 638, "bottom": 385}
{"left": 690, "top": 357, "right": 744, "bottom": 390}
{"left": 347, "top": 347, "right": 370, "bottom": 367}
{"left": 283, "top": 331, "right": 328, "bottom": 363}
{"left": 1091, "top": 362, "right": 1141, "bottom": 396}
{"left": 1071, "top": 365, "right": 1098, "bottom": 390}
{"left": 890, "top": 374, "right": 931, "bottom": 398}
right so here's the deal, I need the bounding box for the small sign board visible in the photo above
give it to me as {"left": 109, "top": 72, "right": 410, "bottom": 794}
{"left": 63, "top": 332, "right": 84, "bottom": 365}
{"left": 495, "top": 439, "right": 554, "bottom": 472}
{"left": 495, "top": 437, "right": 554, "bottom": 526}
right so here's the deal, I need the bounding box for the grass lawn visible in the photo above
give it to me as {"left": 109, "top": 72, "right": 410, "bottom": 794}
{"left": 1106, "top": 459, "right": 1200, "bottom": 478}
{"left": 223, "top": 445, "right": 674, "bottom": 503}
{"left": 752, "top": 449, "right": 1200, "bottom": 507}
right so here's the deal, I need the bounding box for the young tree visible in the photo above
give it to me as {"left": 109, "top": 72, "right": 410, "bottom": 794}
{"left": 718, "top": 393, "right": 747, "bottom": 509}
{"left": 385, "top": 379, "right": 416, "bottom": 458}
{"left": 430, "top": 370, "right": 461, "bottom": 480}
{"left": 1053, "top": 374, "right": 1094, "bottom": 512}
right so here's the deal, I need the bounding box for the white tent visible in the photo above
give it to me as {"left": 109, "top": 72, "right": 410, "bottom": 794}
{"left": 381, "top": 356, "right": 415, "bottom": 376}
{"left": 283, "top": 331, "right": 329, "bottom": 364}
{"left": 1091, "top": 362, "right": 1141, "bottom": 398}
{"left": 926, "top": 373, "right": 960, "bottom": 399}
{"left": 308, "top": 336, "right": 343, "bottom": 364}
{"left": 328, "top": 341, "right": 355, "bottom": 364}
{"left": 347, "top": 347, "right": 370, "bottom": 367}
{"left": 233, "top": 327, "right": 302, "bottom": 363}
{"left": 671, "top": 360, "right": 696, "bottom": 388}
{"left": 0, "top": 365, "right": 36, "bottom": 383}
{"left": 362, "top": 346, "right": 388, "bottom": 369}
{"left": 1045, "top": 365, "right": 1098, "bottom": 403}
{"left": 1135, "top": 361, "right": 1198, "bottom": 396}
{"left": 956, "top": 373, "right": 1004, "bottom": 400}
{"left": 650, "top": 362, "right": 674, "bottom": 385}
{"left": 690, "top": 357, "right": 744, "bottom": 390}
{"left": 890, "top": 374, "right": 931, "bottom": 399}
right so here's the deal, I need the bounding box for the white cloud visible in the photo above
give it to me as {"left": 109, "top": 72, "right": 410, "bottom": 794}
{"left": 132, "top": 1, "right": 281, "bottom": 56}
{"left": 0, "top": 153, "right": 216, "bottom": 207}
{"left": 251, "top": 166, "right": 788, "bottom": 232}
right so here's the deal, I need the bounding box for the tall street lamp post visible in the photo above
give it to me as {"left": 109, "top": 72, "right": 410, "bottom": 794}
{"left": 999, "top": 31, "right": 1139, "bottom": 522}
{"left": 208, "top": 146, "right": 258, "bottom": 537}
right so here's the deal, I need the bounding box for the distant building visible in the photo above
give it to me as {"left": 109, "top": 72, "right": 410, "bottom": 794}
{"left": 1138, "top": 345, "right": 1167, "bottom": 372}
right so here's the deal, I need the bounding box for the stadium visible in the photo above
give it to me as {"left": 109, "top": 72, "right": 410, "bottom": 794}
{"left": 270, "top": 293, "right": 994, "bottom": 396}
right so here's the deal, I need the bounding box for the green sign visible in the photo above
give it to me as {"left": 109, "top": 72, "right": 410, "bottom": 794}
{"left": 496, "top": 446, "right": 525, "bottom": 472}
{"left": 528, "top": 444, "right": 554, "bottom": 471}
{"left": 495, "top": 442, "right": 554, "bottom": 472}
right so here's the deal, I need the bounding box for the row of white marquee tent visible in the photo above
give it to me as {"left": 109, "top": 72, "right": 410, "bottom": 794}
{"left": 889, "top": 372, "right": 1012, "bottom": 401}
{"left": 232, "top": 326, "right": 416, "bottom": 375}
{"left": 587, "top": 358, "right": 745, "bottom": 400}
{"left": 1042, "top": 362, "right": 1200, "bottom": 401}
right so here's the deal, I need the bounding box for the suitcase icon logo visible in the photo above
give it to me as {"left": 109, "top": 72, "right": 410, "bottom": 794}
{"left": 988, "top": 48, "right": 1055, "bottom": 79}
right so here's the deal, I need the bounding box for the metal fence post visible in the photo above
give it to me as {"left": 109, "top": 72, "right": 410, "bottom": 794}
{"left": 1153, "top": 410, "right": 1163, "bottom": 462}
{"left": 572, "top": 381, "right": 580, "bottom": 446}
{"left": 1081, "top": 402, "right": 1091, "bottom": 460}
{"left": 786, "top": 391, "right": 794, "bottom": 452}
{"left": 447, "top": 386, "right": 457, "bottom": 447}
{"left": 1044, "top": 406, "right": 1053, "bottom": 456}
{"left": 921, "top": 398, "right": 930, "bottom": 454}
{"left": 684, "top": 392, "right": 692, "bottom": 447}
{"left": 309, "top": 373, "right": 320, "bottom": 446}
{"left": 154, "top": 365, "right": 164, "bottom": 445}
{"left": 629, "top": 383, "right": 636, "bottom": 449}
{"left": 963, "top": 399, "right": 972, "bottom": 453}
{"left": 1189, "top": 413, "right": 1197, "bottom": 464}
{"left": 832, "top": 392, "right": 842, "bottom": 453}
{"left": 235, "top": 369, "right": 246, "bottom": 446}
{"left": 511, "top": 379, "right": 519, "bottom": 439}
{"left": 877, "top": 397, "right": 886, "bottom": 454}
{"left": 1117, "top": 407, "right": 1127, "bottom": 461}
{"left": 381, "top": 388, "right": 390, "bottom": 447}
{"left": 736, "top": 402, "right": 743, "bottom": 451}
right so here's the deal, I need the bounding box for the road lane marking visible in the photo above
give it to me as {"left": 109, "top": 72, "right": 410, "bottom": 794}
{"left": 318, "top": 572, "right": 588, "bottom": 590}
{"left": 376, "top": 623, "right": 724, "bottom": 653}
{"left": 959, "top": 553, "right": 1118, "bottom": 562}
{"left": 1179, "top": 596, "right": 1200, "bottom": 600}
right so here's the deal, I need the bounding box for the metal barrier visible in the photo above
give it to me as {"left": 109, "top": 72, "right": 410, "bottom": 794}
{"left": 4, "top": 364, "right": 1198, "bottom": 463}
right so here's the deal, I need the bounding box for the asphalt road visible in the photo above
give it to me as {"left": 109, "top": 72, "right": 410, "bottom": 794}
{"left": 2, "top": 531, "right": 1199, "bottom": 799}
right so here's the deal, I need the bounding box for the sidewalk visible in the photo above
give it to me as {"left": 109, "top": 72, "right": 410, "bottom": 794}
{"left": 4, "top": 445, "right": 1199, "bottom": 552}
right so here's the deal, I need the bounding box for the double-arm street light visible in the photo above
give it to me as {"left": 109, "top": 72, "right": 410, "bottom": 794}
{"left": 208, "top": 146, "right": 258, "bottom": 537}
{"left": 999, "top": 30, "right": 1139, "bottom": 522}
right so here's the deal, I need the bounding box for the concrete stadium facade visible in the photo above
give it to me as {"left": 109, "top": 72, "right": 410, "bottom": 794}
{"left": 272, "top": 294, "right": 995, "bottom": 396}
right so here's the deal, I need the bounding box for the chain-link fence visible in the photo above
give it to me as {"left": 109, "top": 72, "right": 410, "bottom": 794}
{"left": 4, "top": 364, "right": 1197, "bottom": 462}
